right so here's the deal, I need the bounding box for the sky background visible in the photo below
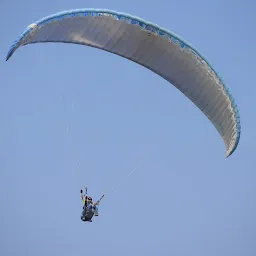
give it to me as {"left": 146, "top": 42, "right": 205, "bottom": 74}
{"left": 1, "top": 0, "right": 255, "bottom": 255}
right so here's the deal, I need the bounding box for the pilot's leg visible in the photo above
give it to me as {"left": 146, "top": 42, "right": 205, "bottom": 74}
{"left": 93, "top": 205, "right": 99, "bottom": 216}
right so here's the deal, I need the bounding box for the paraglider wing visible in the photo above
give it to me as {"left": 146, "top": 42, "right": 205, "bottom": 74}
{"left": 6, "top": 8, "right": 241, "bottom": 157}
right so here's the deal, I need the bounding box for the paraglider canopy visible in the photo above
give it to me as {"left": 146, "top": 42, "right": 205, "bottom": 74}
{"left": 6, "top": 8, "right": 241, "bottom": 156}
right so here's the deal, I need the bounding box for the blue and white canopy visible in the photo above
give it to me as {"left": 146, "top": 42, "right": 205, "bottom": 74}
{"left": 6, "top": 8, "right": 241, "bottom": 157}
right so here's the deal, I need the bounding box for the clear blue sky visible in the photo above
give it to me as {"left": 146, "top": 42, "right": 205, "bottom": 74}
{"left": 1, "top": 0, "right": 255, "bottom": 255}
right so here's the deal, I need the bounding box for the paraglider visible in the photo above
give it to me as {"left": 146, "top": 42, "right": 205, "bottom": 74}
{"left": 80, "top": 187, "right": 104, "bottom": 222}
{"left": 6, "top": 8, "right": 241, "bottom": 157}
